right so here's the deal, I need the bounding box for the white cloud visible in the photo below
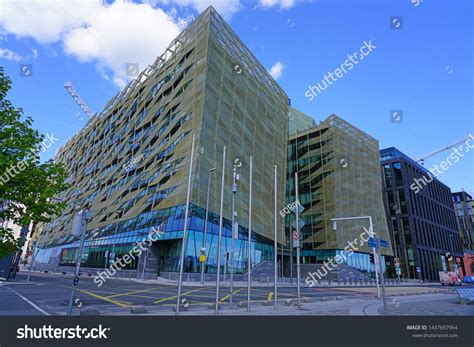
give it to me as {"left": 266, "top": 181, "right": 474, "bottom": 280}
{"left": 148, "top": 0, "right": 243, "bottom": 19}
{"left": 63, "top": 1, "right": 180, "bottom": 87}
{"left": 269, "top": 61, "right": 284, "bottom": 80}
{"left": 0, "top": 0, "right": 101, "bottom": 43}
{"left": 0, "top": 0, "right": 180, "bottom": 87}
{"left": 258, "top": 0, "right": 296, "bottom": 9}
{"left": 0, "top": 48, "right": 24, "bottom": 61}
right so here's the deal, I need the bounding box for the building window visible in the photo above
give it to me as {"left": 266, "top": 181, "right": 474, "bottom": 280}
{"left": 383, "top": 164, "right": 392, "bottom": 188}
{"left": 393, "top": 162, "right": 403, "bottom": 186}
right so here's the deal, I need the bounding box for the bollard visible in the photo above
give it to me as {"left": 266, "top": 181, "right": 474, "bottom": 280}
{"left": 343, "top": 278, "right": 347, "bottom": 286}
{"left": 237, "top": 301, "right": 248, "bottom": 308}
{"left": 80, "top": 307, "right": 101, "bottom": 316}
{"left": 207, "top": 303, "right": 220, "bottom": 310}
{"left": 131, "top": 306, "right": 148, "bottom": 314}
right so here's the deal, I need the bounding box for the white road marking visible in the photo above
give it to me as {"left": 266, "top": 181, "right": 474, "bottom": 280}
{"left": 3, "top": 286, "right": 50, "bottom": 316}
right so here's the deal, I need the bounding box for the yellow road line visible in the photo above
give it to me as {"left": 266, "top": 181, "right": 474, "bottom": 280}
{"left": 220, "top": 289, "right": 242, "bottom": 302}
{"left": 105, "top": 287, "right": 160, "bottom": 299}
{"left": 267, "top": 292, "right": 273, "bottom": 301}
{"left": 77, "top": 289, "right": 131, "bottom": 307}
{"left": 154, "top": 287, "right": 209, "bottom": 304}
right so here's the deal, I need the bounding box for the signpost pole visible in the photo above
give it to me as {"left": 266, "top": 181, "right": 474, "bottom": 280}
{"left": 377, "top": 239, "right": 388, "bottom": 313}
{"left": 368, "top": 218, "right": 380, "bottom": 299}
{"left": 295, "top": 172, "right": 301, "bottom": 308}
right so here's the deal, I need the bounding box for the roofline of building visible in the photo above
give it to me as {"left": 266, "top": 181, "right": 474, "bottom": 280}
{"left": 380, "top": 146, "right": 453, "bottom": 191}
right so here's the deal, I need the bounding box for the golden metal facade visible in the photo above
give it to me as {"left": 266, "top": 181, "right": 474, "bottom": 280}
{"left": 35, "top": 7, "right": 288, "bottom": 250}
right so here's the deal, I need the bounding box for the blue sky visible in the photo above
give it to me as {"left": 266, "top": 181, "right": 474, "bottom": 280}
{"left": 0, "top": 0, "right": 473, "bottom": 194}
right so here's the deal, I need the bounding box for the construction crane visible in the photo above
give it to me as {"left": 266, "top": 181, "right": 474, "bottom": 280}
{"left": 416, "top": 135, "right": 473, "bottom": 164}
{"left": 64, "top": 82, "right": 94, "bottom": 119}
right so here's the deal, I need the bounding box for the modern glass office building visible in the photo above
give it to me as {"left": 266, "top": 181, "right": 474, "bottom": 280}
{"left": 285, "top": 114, "right": 392, "bottom": 275}
{"left": 380, "top": 147, "right": 463, "bottom": 281}
{"left": 33, "top": 7, "right": 289, "bottom": 277}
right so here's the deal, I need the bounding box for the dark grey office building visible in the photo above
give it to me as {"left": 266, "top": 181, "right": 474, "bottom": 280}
{"left": 452, "top": 191, "right": 474, "bottom": 251}
{"left": 380, "top": 147, "right": 462, "bottom": 281}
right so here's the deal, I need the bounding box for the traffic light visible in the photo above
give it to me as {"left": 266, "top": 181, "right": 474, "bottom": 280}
{"left": 369, "top": 253, "right": 375, "bottom": 264}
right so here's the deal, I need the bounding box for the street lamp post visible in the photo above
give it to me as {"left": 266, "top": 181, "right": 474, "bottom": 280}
{"left": 247, "top": 155, "right": 253, "bottom": 312}
{"left": 215, "top": 146, "right": 226, "bottom": 315}
{"left": 200, "top": 168, "right": 216, "bottom": 285}
{"left": 273, "top": 165, "right": 278, "bottom": 309}
{"left": 229, "top": 158, "right": 241, "bottom": 308}
{"left": 295, "top": 172, "right": 301, "bottom": 308}
{"left": 67, "top": 207, "right": 92, "bottom": 316}
{"left": 176, "top": 134, "right": 196, "bottom": 316}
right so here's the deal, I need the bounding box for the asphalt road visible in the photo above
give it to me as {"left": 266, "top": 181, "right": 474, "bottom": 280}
{"left": 0, "top": 272, "right": 377, "bottom": 315}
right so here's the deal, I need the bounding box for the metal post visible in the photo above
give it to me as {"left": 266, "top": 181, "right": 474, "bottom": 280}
{"left": 141, "top": 250, "right": 148, "bottom": 281}
{"left": 215, "top": 146, "right": 226, "bottom": 315}
{"left": 390, "top": 217, "right": 402, "bottom": 284}
{"left": 223, "top": 254, "right": 227, "bottom": 283}
{"left": 67, "top": 210, "right": 87, "bottom": 316}
{"left": 378, "top": 241, "right": 388, "bottom": 313}
{"left": 369, "top": 218, "right": 380, "bottom": 298}
{"left": 200, "top": 168, "right": 215, "bottom": 285}
{"left": 26, "top": 241, "right": 37, "bottom": 283}
{"left": 230, "top": 159, "right": 240, "bottom": 308}
{"left": 295, "top": 172, "right": 301, "bottom": 308}
{"left": 274, "top": 165, "right": 278, "bottom": 309}
{"left": 230, "top": 186, "right": 235, "bottom": 308}
{"left": 176, "top": 134, "right": 195, "bottom": 315}
{"left": 247, "top": 156, "right": 253, "bottom": 312}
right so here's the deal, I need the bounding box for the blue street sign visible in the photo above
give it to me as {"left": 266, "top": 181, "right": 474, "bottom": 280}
{"left": 368, "top": 237, "right": 389, "bottom": 248}
{"left": 368, "top": 238, "right": 377, "bottom": 248}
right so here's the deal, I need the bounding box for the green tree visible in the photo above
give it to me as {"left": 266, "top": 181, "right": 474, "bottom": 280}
{"left": 0, "top": 66, "right": 68, "bottom": 258}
